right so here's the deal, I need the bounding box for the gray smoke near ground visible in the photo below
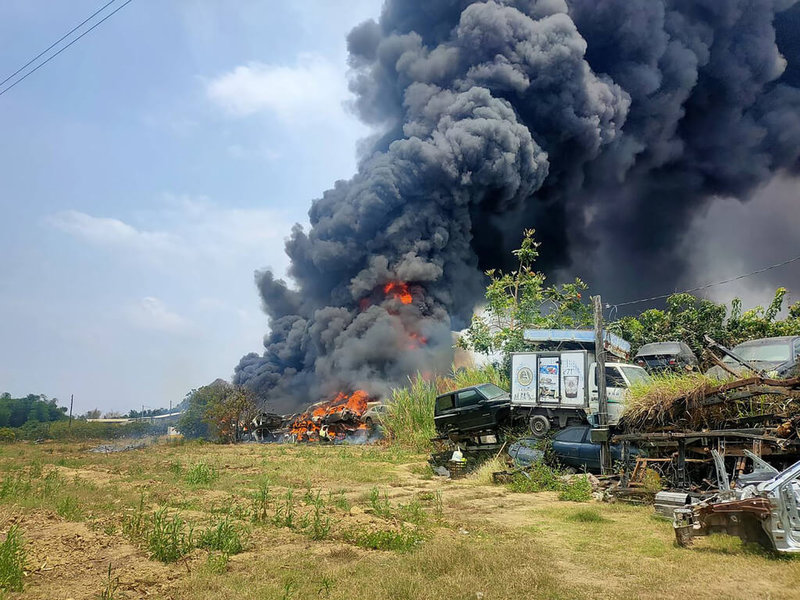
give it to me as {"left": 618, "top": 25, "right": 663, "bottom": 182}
{"left": 235, "top": 0, "right": 800, "bottom": 413}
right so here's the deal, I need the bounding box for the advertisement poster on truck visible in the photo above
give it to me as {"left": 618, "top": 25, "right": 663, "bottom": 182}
{"left": 538, "top": 356, "right": 560, "bottom": 401}
{"left": 512, "top": 354, "right": 537, "bottom": 403}
{"left": 560, "top": 351, "right": 586, "bottom": 406}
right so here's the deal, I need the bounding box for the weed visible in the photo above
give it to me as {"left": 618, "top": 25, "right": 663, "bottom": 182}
{"left": 56, "top": 495, "right": 84, "bottom": 520}
{"left": 204, "top": 552, "right": 229, "bottom": 574}
{"left": 273, "top": 488, "right": 296, "bottom": 529}
{"left": 99, "top": 563, "right": 119, "bottom": 600}
{"left": 0, "top": 526, "right": 25, "bottom": 592}
{"left": 398, "top": 498, "right": 427, "bottom": 525}
{"left": 368, "top": 487, "right": 392, "bottom": 518}
{"left": 565, "top": 509, "right": 608, "bottom": 523}
{"left": 103, "top": 522, "right": 118, "bottom": 536}
{"left": 348, "top": 526, "right": 425, "bottom": 552}
{"left": 147, "top": 508, "right": 195, "bottom": 563}
{"left": 168, "top": 461, "right": 183, "bottom": 477}
{"left": 507, "top": 463, "right": 564, "bottom": 493}
{"left": 306, "top": 503, "right": 331, "bottom": 541}
{"left": 198, "top": 517, "right": 246, "bottom": 555}
{"left": 329, "top": 490, "right": 350, "bottom": 511}
{"left": 28, "top": 460, "right": 43, "bottom": 479}
{"left": 0, "top": 472, "right": 31, "bottom": 500}
{"left": 558, "top": 475, "right": 593, "bottom": 502}
{"left": 251, "top": 482, "right": 271, "bottom": 524}
{"left": 41, "top": 470, "right": 62, "bottom": 498}
{"left": 184, "top": 462, "right": 219, "bottom": 486}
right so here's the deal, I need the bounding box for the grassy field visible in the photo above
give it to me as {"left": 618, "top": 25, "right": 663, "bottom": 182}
{"left": 0, "top": 439, "right": 797, "bottom": 600}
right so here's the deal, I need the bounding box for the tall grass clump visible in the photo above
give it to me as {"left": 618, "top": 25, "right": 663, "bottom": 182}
{"left": 184, "top": 462, "right": 219, "bottom": 486}
{"left": 198, "top": 517, "right": 246, "bottom": 555}
{"left": 384, "top": 364, "right": 509, "bottom": 450}
{"left": 0, "top": 526, "right": 25, "bottom": 592}
{"left": 622, "top": 372, "right": 729, "bottom": 431}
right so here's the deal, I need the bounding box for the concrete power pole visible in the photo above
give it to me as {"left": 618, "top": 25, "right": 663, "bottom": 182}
{"left": 593, "top": 295, "right": 612, "bottom": 474}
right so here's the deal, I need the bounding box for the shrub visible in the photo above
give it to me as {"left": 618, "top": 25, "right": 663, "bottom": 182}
{"left": 0, "top": 526, "right": 25, "bottom": 592}
{"left": 184, "top": 462, "right": 219, "bottom": 486}
{"left": 559, "top": 475, "right": 593, "bottom": 502}
{"left": 0, "top": 429, "right": 15, "bottom": 443}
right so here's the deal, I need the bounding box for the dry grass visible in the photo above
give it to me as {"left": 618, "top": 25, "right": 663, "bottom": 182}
{"left": 0, "top": 439, "right": 797, "bottom": 599}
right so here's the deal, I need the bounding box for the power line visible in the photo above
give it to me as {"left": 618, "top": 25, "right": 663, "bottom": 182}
{"left": 0, "top": 0, "right": 117, "bottom": 89}
{"left": 608, "top": 253, "right": 800, "bottom": 309}
{"left": 0, "top": 0, "right": 134, "bottom": 98}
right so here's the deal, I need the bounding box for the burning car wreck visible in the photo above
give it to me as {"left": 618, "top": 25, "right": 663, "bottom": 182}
{"left": 673, "top": 451, "right": 800, "bottom": 553}
{"left": 287, "top": 391, "right": 376, "bottom": 443}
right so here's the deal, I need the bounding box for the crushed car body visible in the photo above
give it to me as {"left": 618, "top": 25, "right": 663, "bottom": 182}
{"left": 673, "top": 453, "right": 800, "bottom": 552}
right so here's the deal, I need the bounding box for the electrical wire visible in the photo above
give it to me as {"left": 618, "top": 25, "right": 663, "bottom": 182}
{"left": 607, "top": 253, "right": 800, "bottom": 309}
{"left": 0, "top": 0, "right": 117, "bottom": 89}
{"left": 0, "top": 0, "right": 134, "bottom": 98}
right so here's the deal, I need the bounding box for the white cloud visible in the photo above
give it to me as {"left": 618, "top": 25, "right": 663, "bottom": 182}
{"left": 47, "top": 210, "right": 177, "bottom": 253}
{"left": 126, "top": 297, "right": 194, "bottom": 335}
{"left": 47, "top": 196, "right": 292, "bottom": 273}
{"left": 206, "top": 54, "right": 354, "bottom": 124}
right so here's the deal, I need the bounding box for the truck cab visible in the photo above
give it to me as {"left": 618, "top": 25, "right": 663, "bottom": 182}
{"left": 588, "top": 362, "right": 651, "bottom": 425}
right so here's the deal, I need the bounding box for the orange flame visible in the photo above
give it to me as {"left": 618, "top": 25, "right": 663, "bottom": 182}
{"left": 383, "top": 281, "right": 413, "bottom": 304}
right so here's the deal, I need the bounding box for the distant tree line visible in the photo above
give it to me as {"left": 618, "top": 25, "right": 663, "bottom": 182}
{"left": 0, "top": 393, "right": 67, "bottom": 428}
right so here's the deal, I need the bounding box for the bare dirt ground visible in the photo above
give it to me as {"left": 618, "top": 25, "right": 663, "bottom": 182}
{"left": 0, "top": 440, "right": 798, "bottom": 600}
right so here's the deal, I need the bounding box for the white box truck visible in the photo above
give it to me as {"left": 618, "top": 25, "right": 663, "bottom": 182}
{"left": 510, "top": 329, "right": 650, "bottom": 436}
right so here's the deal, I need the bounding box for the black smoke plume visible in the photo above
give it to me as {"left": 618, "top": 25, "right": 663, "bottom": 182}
{"left": 235, "top": 0, "right": 800, "bottom": 412}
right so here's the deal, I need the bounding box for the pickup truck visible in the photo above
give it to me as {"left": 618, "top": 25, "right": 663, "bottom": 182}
{"left": 433, "top": 383, "right": 511, "bottom": 446}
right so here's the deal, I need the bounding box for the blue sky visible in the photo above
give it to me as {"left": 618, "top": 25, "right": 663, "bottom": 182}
{"left": 0, "top": 0, "right": 381, "bottom": 414}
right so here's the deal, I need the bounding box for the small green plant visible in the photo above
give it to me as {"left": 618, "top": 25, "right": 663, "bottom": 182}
{"left": 184, "top": 462, "right": 219, "bottom": 486}
{"left": 0, "top": 526, "right": 25, "bottom": 592}
{"left": 559, "top": 475, "right": 593, "bottom": 502}
{"left": 306, "top": 503, "right": 331, "bottom": 541}
{"left": 198, "top": 517, "right": 246, "bottom": 555}
{"left": 368, "top": 487, "right": 392, "bottom": 518}
{"left": 99, "top": 562, "right": 119, "bottom": 600}
{"left": 273, "top": 488, "right": 296, "bottom": 529}
{"left": 147, "top": 508, "right": 195, "bottom": 563}
{"left": 398, "top": 498, "right": 427, "bottom": 525}
{"left": 251, "top": 482, "right": 271, "bottom": 524}
{"left": 56, "top": 495, "right": 84, "bottom": 521}
{"left": 329, "top": 490, "right": 350, "bottom": 512}
{"left": 348, "top": 526, "right": 425, "bottom": 552}
{"left": 204, "top": 551, "right": 229, "bottom": 574}
{"left": 168, "top": 461, "right": 183, "bottom": 477}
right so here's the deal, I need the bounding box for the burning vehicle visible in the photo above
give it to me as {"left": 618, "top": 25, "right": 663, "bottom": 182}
{"left": 288, "top": 390, "right": 374, "bottom": 443}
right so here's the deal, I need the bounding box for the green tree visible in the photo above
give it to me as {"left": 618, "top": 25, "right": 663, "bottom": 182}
{"left": 177, "top": 380, "right": 259, "bottom": 442}
{"left": 458, "top": 229, "right": 592, "bottom": 360}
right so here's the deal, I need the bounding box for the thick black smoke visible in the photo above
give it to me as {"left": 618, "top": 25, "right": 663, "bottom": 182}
{"left": 235, "top": 0, "right": 800, "bottom": 412}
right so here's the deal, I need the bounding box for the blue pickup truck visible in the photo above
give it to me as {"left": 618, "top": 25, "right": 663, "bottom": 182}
{"left": 508, "top": 425, "right": 642, "bottom": 473}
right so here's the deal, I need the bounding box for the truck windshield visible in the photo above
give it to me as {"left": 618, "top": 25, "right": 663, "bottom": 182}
{"left": 619, "top": 366, "right": 651, "bottom": 386}
{"left": 476, "top": 383, "right": 507, "bottom": 400}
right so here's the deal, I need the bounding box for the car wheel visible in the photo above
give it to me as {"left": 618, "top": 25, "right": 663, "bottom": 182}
{"left": 529, "top": 415, "right": 550, "bottom": 438}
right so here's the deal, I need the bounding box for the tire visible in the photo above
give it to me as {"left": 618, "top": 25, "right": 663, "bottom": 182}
{"left": 529, "top": 415, "right": 551, "bottom": 438}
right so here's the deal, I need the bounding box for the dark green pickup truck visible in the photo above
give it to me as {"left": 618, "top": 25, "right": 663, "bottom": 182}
{"left": 433, "top": 383, "right": 511, "bottom": 444}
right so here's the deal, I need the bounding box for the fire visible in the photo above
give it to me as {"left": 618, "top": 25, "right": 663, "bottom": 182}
{"left": 289, "top": 390, "right": 371, "bottom": 442}
{"left": 407, "top": 332, "right": 427, "bottom": 349}
{"left": 383, "top": 281, "right": 413, "bottom": 304}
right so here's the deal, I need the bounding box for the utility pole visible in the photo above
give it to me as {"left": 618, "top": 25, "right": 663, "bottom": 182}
{"left": 68, "top": 394, "right": 74, "bottom": 429}
{"left": 593, "top": 295, "right": 612, "bottom": 474}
